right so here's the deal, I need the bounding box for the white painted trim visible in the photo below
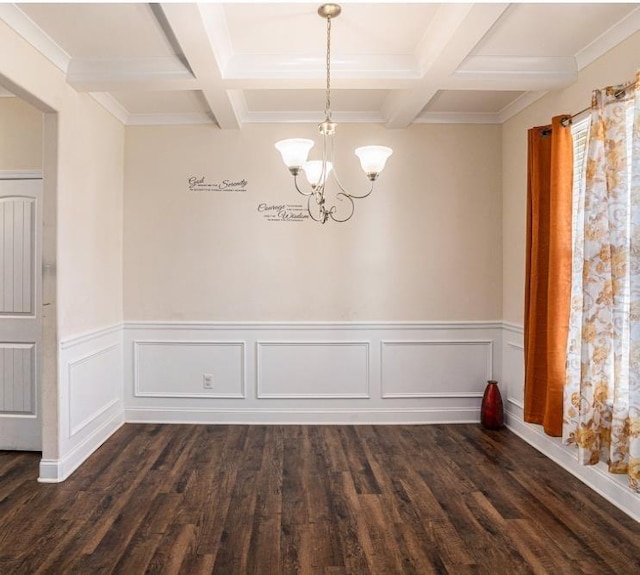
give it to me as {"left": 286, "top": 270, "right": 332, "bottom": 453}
{"left": 60, "top": 323, "right": 122, "bottom": 350}
{"left": 38, "top": 409, "right": 124, "bottom": 483}
{"left": 125, "top": 320, "right": 503, "bottom": 331}
{"left": 133, "top": 340, "right": 246, "bottom": 399}
{"left": 506, "top": 341, "right": 524, "bottom": 351}
{"left": 242, "top": 111, "right": 387, "bottom": 125}
{"left": 67, "top": 57, "right": 193, "bottom": 85}
{"left": 0, "top": 4, "right": 70, "bottom": 73}
{"left": 382, "top": 392, "right": 484, "bottom": 399}
{"left": 256, "top": 341, "right": 371, "bottom": 399}
{"left": 507, "top": 397, "right": 524, "bottom": 410}
{"left": 0, "top": 171, "right": 43, "bottom": 180}
{"left": 380, "top": 339, "right": 494, "bottom": 399}
{"left": 125, "top": 406, "right": 480, "bottom": 425}
{"left": 502, "top": 322, "right": 524, "bottom": 335}
{"left": 575, "top": 6, "right": 640, "bottom": 71}
{"left": 498, "top": 91, "right": 548, "bottom": 123}
{"left": 67, "top": 343, "right": 120, "bottom": 437}
{"left": 506, "top": 413, "right": 640, "bottom": 523}
{"left": 89, "top": 92, "right": 129, "bottom": 125}
{"left": 415, "top": 112, "right": 501, "bottom": 125}
{"left": 126, "top": 113, "right": 214, "bottom": 126}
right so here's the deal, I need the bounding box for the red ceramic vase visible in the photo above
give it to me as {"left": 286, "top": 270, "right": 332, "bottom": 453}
{"left": 481, "top": 380, "right": 504, "bottom": 429}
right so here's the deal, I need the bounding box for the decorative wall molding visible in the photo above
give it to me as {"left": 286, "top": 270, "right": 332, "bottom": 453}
{"left": 380, "top": 339, "right": 493, "bottom": 398}
{"left": 133, "top": 340, "right": 245, "bottom": 399}
{"left": 0, "top": 170, "right": 43, "bottom": 180}
{"left": 123, "top": 321, "right": 501, "bottom": 424}
{"left": 60, "top": 323, "right": 122, "bottom": 350}
{"left": 46, "top": 324, "right": 124, "bottom": 483}
{"left": 67, "top": 343, "right": 121, "bottom": 437}
{"left": 256, "top": 341, "right": 370, "bottom": 399}
{"left": 502, "top": 322, "right": 524, "bottom": 335}
{"left": 125, "top": 320, "right": 504, "bottom": 331}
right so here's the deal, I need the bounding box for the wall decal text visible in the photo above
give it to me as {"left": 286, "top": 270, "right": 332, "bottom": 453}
{"left": 257, "top": 203, "right": 310, "bottom": 222}
{"left": 188, "top": 176, "right": 248, "bottom": 192}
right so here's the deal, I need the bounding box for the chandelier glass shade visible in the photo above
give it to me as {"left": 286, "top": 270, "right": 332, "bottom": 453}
{"left": 274, "top": 4, "right": 393, "bottom": 224}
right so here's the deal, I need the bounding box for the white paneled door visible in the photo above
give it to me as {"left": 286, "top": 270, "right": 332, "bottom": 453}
{"left": 0, "top": 179, "right": 42, "bottom": 450}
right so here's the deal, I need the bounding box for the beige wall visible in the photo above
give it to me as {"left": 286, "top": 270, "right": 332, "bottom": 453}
{"left": 502, "top": 30, "right": 640, "bottom": 325}
{"left": 124, "top": 122, "right": 502, "bottom": 322}
{"left": 0, "top": 96, "right": 42, "bottom": 171}
{"left": 0, "top": 19, "right": 124, "bottom": 339}
{"left": 0, "top": 19, "right": 125, "bottom": 459}
{"left": 56, "top": 93, "right": 124, "bottom": 335}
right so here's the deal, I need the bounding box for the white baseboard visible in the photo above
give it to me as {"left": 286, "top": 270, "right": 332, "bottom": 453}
{"left": 125, "top": 406, "right": 480, "bottom": 425}
{"left": 506, "top": 408, "right": 640, "bottom": 523}
{"left": 38, "top": 409, "right": 124, "bottom": 483}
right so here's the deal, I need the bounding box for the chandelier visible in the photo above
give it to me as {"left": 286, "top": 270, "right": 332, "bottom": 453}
{"left": 275, "top": 4, "right": 393, "bottom": 224}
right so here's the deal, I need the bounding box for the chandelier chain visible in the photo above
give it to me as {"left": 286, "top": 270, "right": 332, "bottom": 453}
{"left": 325, "top": 15, "right": 332, "bottom": 120}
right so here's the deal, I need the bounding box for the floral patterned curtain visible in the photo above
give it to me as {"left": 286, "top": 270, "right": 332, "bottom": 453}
{"left": 563, "top": 72, "right": 640, "bottom": 493}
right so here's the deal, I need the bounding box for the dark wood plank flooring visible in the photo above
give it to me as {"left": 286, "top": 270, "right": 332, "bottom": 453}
{"left": 0, "top": 424, "right": 639, "bottom": 574}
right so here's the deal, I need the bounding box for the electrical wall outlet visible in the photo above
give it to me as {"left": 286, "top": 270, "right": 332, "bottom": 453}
{"left": 203, "top": 373, "right": 214, "bottom": 389}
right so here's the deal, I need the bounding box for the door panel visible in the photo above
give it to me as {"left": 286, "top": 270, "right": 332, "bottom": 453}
{"left": 0, "top": 196, "right": 35, "bottom": 314}
{"left": 0, "top": 180, "right": 42, "bottom": 451}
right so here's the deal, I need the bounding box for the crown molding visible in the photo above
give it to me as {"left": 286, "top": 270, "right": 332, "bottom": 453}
{"left": 498, "top": 90, "right": 548, "bottom": 124}
{"left": 89, "top": 92, "right": 129, "bottom": 125}
{"left": 0, "top": 4, "right": 70, "bottom": 73}
{"left": 575, "top": 6, "right": 640, "bottom": 71}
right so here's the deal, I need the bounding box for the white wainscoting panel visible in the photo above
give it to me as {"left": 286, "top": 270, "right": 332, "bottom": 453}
{"left": 502, "top": 323, "right": 525, "bottom": 416}
{"left": 381, "top": 340, "right": 492, "bottom": 398}
{"left": 40, "top": 324, "right": 124, "bottom": 483}
{"left": 134, "top": 340, "right": 245, "bottom": 398}
{"left": 0, "top": 343, "right": 34, "bottom": 413}
{"left": 68, "top": 343, "right": 121, "bottom": 436}
{"left": 257, "top": 341, "right": 369, "bottom": 398}
{"left": 124, "top": 321, "right": 502, "bottom": 424}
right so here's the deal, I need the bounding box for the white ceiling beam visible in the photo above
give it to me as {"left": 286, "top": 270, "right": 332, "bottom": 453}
{"left": 223, "top": 53, "right": 419, "bottom": 81}
{"left": 443, "top": 55, "right": 578, "bottom": 91}
{"left": 0, "top": 4, "right": 70, "bottom": 74}
{"left": 159, "top": 3, "right": 240, "bottom": 130}
{"left": 223, "top": 77, "right": 415, "bottom": 91}
{"left": 383, "top": 3, "right": 510, "bottom": 129}
{"left": 67, "top": 56, "right": 197, "bottom": 92}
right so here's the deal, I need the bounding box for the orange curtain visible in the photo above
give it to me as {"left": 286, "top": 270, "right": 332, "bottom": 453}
{"left": 524, "top": 115, "right": 573, "bottom": 437}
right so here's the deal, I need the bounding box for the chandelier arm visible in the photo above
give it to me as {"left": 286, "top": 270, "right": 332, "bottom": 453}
{"left": 328, "top": 192, "right": 355, "bottom": 223}
{"left": 331, "top": 169, "right": 375, "bottom": 200}
{"left": 307, "top": 193, "right": 325, "bottom": 223}
{"left": 293, "top": 174, "right": 315, "bottom": 197}
{"left": 340, "top": 182, "right": 375, "bottom": 200}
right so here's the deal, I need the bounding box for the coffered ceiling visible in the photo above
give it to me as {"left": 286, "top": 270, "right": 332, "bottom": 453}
{"left": 2, "top": 2, "right": 639, "bottom": 128}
